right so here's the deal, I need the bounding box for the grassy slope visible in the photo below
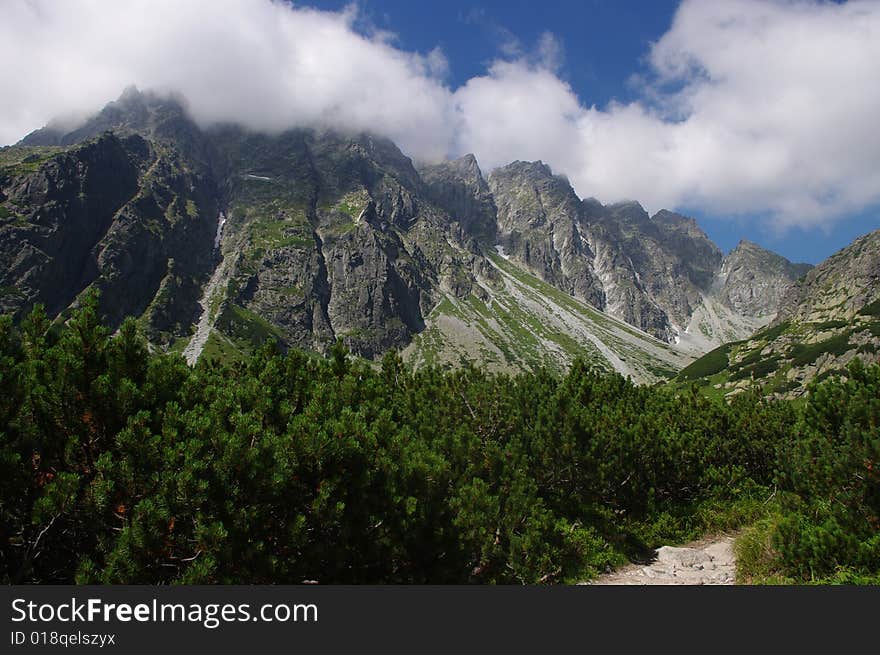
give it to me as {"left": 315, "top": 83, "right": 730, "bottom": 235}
{"left": 671, "top": 304, "right": 880, "bottom": 398}
{"left": 403, "top": 251, "right": 693, "bottom": 383}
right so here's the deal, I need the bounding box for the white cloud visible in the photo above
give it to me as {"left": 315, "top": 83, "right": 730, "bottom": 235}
{"left": 0, "top": 0, "right": 457, "bottom": 159}
{"left": 1, "top": 0, "right": 879, "bottom": 228}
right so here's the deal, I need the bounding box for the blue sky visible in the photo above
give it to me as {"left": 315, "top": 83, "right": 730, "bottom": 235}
{"left": 300, "top": 0, "right": 878, "bottom": 264}
{"left": 3, "top": 0, "right": 878, "bottom": 265}
{"left": 318, "top": 0, "right": 680, "bottom": 106}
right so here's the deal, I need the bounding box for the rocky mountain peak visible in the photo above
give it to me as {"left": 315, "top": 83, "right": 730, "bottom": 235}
{"left": 581, "top": 197, "right": 605, "bottom": 220}
{"left": 21, "top": 87, "right": 193, "bottom": 147}
{"left": 1, "top": 87, "right": 824, "bottom": 371}
{"left": 718, "top": 239, "right": 811, "bottom": 317}
{"left": 608, "top": 200, "right": 649, "bottom": 218}
{"left": 418, "top": 153, "right": 496, "bottom": 242}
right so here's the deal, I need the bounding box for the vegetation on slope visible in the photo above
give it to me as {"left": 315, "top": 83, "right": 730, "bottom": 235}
{"left": 1, "top": 293, "right": 878, "bottom": 584}
{"left": 672, "top": 307, "right": 880, "bottom": 399}
{"left": 404, "top": 251, "right": 690, "bottom": 382}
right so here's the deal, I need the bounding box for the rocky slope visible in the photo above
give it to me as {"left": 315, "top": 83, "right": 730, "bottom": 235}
{"left": 1, "top": 88, "right": 810, "bottom": 376}
{"left": 403, "top": 249, "right": 692, "bottom": 383}
{"left": 674, "top": 228, "right": 880, "bottom": 398}
{"left": 0, "top": 130, "right": 218, "bottom": 343}
{"left": 485, "top": 161, "right": 808, "bottom": 349}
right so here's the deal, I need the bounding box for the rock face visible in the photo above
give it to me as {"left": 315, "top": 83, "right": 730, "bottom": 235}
{"left": 419, "top": 154, "right": 496, "bottom": 244}
{"left": 774, "top": 229, "right": 880, "bottom": 324}
{"left": 208, "top": 126, "right": 450, "bottom": 358}
{"left": 1, "top": 88, "right": 812, "bottom": 371}
{"left": 0, "top": 130, "right": 218, "bottom": 342}
{"left": 587, "top": 204, "right": 723, "bottom": 340}
{"left": 719, "top": 240, "right": 813, "bottom": 317}
{"left": 486, "top": 161, "right": 805, "bottom": 345}
{"left": 489, "top": 161, "right": 605, "bottom": 310}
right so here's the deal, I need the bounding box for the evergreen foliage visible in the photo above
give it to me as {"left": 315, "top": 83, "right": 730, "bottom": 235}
{"left": 1, "top": 297, "right": 877, "bottom": 584}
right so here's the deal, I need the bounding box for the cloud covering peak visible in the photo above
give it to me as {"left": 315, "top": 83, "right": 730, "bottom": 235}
{"left": 1, "top": 0, "right": 879, "bottom": 228}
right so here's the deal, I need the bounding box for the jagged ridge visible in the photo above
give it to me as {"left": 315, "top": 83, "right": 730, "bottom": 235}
{"left": 0, "top": 88, "right": 813, "bottom": 378}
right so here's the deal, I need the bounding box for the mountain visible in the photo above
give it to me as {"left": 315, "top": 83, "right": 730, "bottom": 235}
{"left": 674, "top": 228, "right": 880, "bottom": 397}
{"left": 0, "top": 131, "right": 217, "bottom": 336}
{"left": 483, "top": 161, "right": 809, "bottom": 351}
{"left": 673, "top": 238, "right": 813, "bottom": 355}
{"left": 0, "top": 88, "right": 809, "bottom": 379}
{"left": 719, "top": 240, "right": 813, "bottom": 317}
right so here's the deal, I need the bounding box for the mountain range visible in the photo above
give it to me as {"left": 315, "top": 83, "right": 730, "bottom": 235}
{"left": 0, "top": 88, "right": 827, "bottom": 383}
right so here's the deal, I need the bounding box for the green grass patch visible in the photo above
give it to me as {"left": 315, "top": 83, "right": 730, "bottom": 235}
{"left": 813, "top": 319, "right": 849, "bottom": 330}
{"left": 728, "top": 347, "right": 765, "bottom": 373}
{"left": 729, "top": 356, "right": 781, "bottom": 382}
{"left": 200, "top": 330, "right": 247, "bottom": 366}
{"left": 217, "top": 304, "right": 284, "bottom": 351}
{"left": 734, "top": 515, "right": 792, "bottom": 584}
{"left": 249, "top": 216, "right": 313, "bottom": 250}
{"left": 0, "top": 285, "right": 25, "bottom": 299}
{"left": 753, "top": 321, "right": 790, "bottom": 342}
{"left": 337, "top": 201, "right": 359, "bottom": 217}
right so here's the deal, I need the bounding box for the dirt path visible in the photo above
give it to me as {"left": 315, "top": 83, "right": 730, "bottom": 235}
{"left": 588, "top": 534, "right": 737, "bottom": 585}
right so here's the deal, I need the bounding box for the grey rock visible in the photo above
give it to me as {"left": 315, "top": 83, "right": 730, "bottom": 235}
{"left": 719, "top": 240, "right": 811, "bottom": 317}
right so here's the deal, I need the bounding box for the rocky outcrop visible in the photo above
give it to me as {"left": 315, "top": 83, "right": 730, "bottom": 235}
{"left": 0, "top": 131, "right": 217, "bottom": 342}
{"left": 774, "top": 229, "right": 880, "bottom": 325}
{"left": 485, "top": 160, "right": 788, "bottom": 344}
{"left": 210, "top": 126, "right": 454, "bottom": 357}
{"left": 488, "top": 161, "right": 604, "bottom": 312}
{"left": 418, "top": 154, "right": 497, "bottom": 243}
{"left": 719, "top": 240, "right": 811, "bottom": 317}
{"left": 588, "top": 204, "right": 722, "bottom": 338}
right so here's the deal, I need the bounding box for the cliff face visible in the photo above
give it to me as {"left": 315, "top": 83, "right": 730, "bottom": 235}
{"left": 719, "top": 240, "right": 813, "bottom": 318}
{"left": 485, "top": 161, "right": 805, "bottom": 345}
{"left": 1, "top": 88, "right": 812, "bottom": 372}
{"left": 0, "top": 131, "right": 218, "bottom": 342}
{"left": 6, "top": 91, "right": 483, "bottom": 358}
{"left": 418, "top": 154, "right": 497, "bottom": 244}
{"left": 488, "top": 161, "right": 605, "bottom": 311}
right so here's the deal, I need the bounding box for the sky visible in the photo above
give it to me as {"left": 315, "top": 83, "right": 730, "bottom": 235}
{"left": 1, "top": 0, "right": 879, "bottom": 264}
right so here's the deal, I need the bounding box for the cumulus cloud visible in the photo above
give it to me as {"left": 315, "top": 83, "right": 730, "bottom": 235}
{"left": 0, "top": 0, "right": 457, "bottom": 159}
{"left": 1, "top": 0, "right": 879, "bottom": 228}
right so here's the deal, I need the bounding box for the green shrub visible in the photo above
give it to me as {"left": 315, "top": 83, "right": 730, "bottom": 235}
{"left": 772, "top": 360, "right": 880, "bottom": 580}
{"left": 676, "top": 341, "right": 738, "bottom": 381}
{"left": 754, "top": 321, "right": 790, "bottom": 342}
{"left": 729, "top": 356, "right": 780, "bottom": 382}
{"left": 788, "top": 333, "right": 851, "bottom": 366}
{"left": 858, "top": 298, "right": 880, "bottom": 317}
{"left": 1, "top": 300, "right": 877, "bottom": 585}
